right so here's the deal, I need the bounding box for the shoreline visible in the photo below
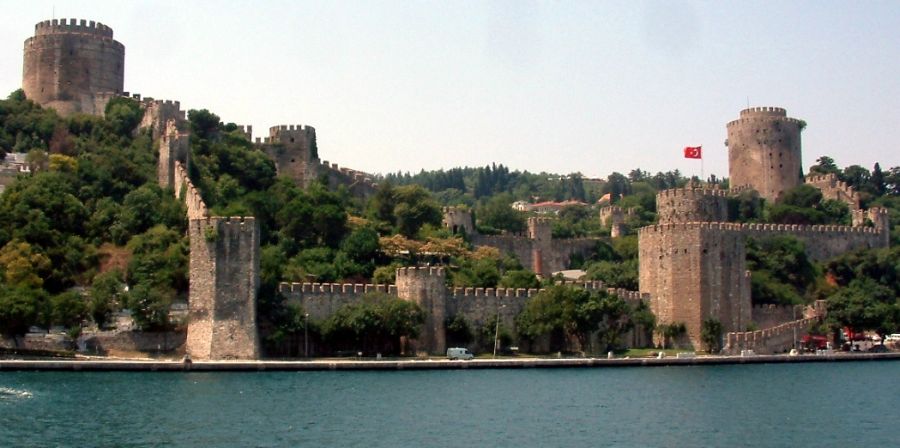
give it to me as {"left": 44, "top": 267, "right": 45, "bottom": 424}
{"left": 2, "top": 352, "right": 899, "bottom": 372}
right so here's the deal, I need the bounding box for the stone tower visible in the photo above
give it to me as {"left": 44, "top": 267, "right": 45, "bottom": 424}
{"left": 22, "top": 19, "right": 125, "bottom": 116}
{"left": 395, "top": 267, "right": 447, "bottom": 355}
{"left": 186, "top": 217, "right": 261, "bottom": 360}
{"left": 442, "top": 206, "right": 474, "bottom": 235}
{"left": 260, "top": 124, "right": 319, "bottom": 188}
{"left": 528, "top": 217, "right": 553, "bottom": 277}
{"left": 655, "top": 187, "right": 729, "bottom": 224}
{"left": 726, "top": 107, "right": 804, "bottom": 202}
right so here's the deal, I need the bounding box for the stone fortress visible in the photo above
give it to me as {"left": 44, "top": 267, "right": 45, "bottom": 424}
{"left": 17, "top": 20, "right": 891, "bottom": 358}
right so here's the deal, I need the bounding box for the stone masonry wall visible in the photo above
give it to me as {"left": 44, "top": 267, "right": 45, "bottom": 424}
{"left": 280, "top": 275, "right": 650, "bottom": 355}
{"left": 22, "top": 19, "right": 125, "bottom": 116}
{"left": 639, "top": 222, "right": 887, "bottom": 349}
{"left": 726, "top": 107, "right": 804, "bottom": 202}
{"left": 158, "top": 120, "right": 190, "bottom": 190}
{"left": 186, "top": 217, "right": 260, "bottom": 360}
{"left": 655, "top": 187, "right": 729, "bottom": 224}
{"left": 805, "top": 173, "right": 860, "bottom": 210}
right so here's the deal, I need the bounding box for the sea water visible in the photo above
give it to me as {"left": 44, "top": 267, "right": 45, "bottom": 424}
{"left": 1, "top": 361, "right": 897, "bottom": 447}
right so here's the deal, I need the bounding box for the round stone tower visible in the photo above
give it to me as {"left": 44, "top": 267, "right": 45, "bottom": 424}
{"left": 726, "top": 107, "right": 804, "bottom": 202}
{"left": 22, "top": 19, "right": 125, "bottom": 116}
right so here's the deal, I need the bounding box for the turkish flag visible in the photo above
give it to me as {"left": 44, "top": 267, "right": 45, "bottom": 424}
{"left": 684, "top": 146, "right": 702, "bottom": 159}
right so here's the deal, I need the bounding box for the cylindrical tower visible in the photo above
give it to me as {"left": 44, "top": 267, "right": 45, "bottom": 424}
{"left": 22, "top": 18, "right": 125, "bottom": 116}
{"left": 726, "top": 107, "right": 804, "bottom": 202}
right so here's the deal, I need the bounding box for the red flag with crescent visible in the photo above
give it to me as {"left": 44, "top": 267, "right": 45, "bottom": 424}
{"left": 684, "top": 146, "right": 702, "bottom": 159}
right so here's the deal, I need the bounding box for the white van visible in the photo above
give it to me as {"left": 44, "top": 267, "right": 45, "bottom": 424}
{"left": 446, "top": 347, "right": 474, "bottom": 360}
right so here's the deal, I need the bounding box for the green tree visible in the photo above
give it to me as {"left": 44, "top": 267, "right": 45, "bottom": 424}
{"left": 477, "top": 194, "right": 526, "bottom": 233}
{"left": 89, "top": 271, "right": 125, "bottom": 328}
{"left": 321, "top": 292, "right": 425, "bottom": 355}
{"left": 50, "top": 290, "right": 87, "bottom": 329}
{"left": 700, "top": 318, "right": 724, "bottom": 353}
{"left": 0, "top": 285, "right": 45, "bottom": 338}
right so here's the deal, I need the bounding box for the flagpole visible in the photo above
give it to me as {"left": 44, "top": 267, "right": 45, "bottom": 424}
{"left": 701, "top": 156, "right": 704, "bottom": 185}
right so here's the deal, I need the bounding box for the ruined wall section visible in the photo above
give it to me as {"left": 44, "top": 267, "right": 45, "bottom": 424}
{"left": 186, "top": 217, "right": 260, "bottom": 360}
{"left": 655, "top": 187, "right": 728, "bottom": 224}
{"left": 22, "top": 19, "right": 124, "bottom": 116}
{"left": 805, "top": 173, "right": 860, "bottom": 210}
{"left": 442, "top": 207, "right": 475, "bottom": 236}
{"left": 599, "top": 206, "right": 635, "bottom": 238}
{"left": 726, "top": 107, "right": 804, "bottom": 202}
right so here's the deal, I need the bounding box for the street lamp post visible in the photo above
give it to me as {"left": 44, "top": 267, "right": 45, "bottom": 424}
{"left": 493, "top": 303, "right": 506, "bottom": 358}
{"left": 793, "top": 306, "right": 798, "bottom": 351}
{"left": 304, "top": 313, "right": 310, "bottom": 358}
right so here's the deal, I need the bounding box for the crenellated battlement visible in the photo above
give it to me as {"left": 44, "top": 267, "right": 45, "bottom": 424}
{"left": 805, "top": 173, "right": 860, "bottom": 210}
{"left": 726, "top": 116, "right": 806, "bottom": 128}
{"left": 278, "top": 282, "right": 398, "bottom": 296}
{"left": 656, "top": 186, "right": 728, "bottom": 200}
{"left": 33, "top": 18, "right": 115, "bottom": 38}
{"left": 267, "top": 124, "right": 316, "bottom": 139}
{"left": 395, "top": 266, "right": 446, "bottom": 279}
{"left": 739, "top": 106, "right": 786, "bottom": 117}
{"left": 639, "top": 221, "right": 884, "bottom": 236}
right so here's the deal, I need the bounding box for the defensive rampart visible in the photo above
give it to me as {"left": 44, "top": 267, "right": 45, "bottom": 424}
{"left": 805, "top": 173, "right": 860, "bottom": 210}
{"left": 724, "top": 301, "right": 825, "bottom": 355}
{"left": 280, "top": 274, "right": 650, "bottom": 355}
{"left": 639, "top": 222, "right": 887, "bottom": 348}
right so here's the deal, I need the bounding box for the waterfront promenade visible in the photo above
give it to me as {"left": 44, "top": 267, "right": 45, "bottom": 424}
{"left": 1, "top": 352, "right": 898, "bottom": 371}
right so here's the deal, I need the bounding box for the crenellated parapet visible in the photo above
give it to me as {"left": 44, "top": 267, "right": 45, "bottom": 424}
{"left": 724, "top": 302, "right": 826, "bottom": 355}
{"left": 656, "top": 187, "right": 729, "bottom": 224}
{"left": 33, "top": 18, "right": 115, "bottom": 38}
{"left": 805, "top": 173, "right": 860, "bottom": 210}
{"left": 318, "top": 160, "right": 378, "bottom": 197}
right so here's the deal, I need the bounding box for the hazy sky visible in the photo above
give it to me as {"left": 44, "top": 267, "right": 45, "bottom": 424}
{"left": 3, "top": 1, "right": 899, "bottom": 179}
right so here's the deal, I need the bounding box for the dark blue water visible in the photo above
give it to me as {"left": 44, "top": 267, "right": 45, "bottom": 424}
{"left": 2, "top": 361, "right": 898, "bottom": 447}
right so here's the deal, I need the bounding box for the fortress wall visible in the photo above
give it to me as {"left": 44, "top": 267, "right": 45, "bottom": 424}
{"left": 724, "top": 315, "right": 823, "bottom": 355}
{"left": 805, "top": 173, "right": 860, "bottom": 210}
{"left": 640, "top": 221, "right": 885, "bottom": 348}
{"left": 751, "top": 304, "right": 798, "bottom": 330}
{"left": 471, "top": 234, "right": 535, "bottom": 272}
{"left": 279, "top": 283, "right": 398, "bottom": 321}
{"left": 280, "top": 275, "right": 649, "bottom": 353}
{"left": 140, "top": 99, "right": 187, "bottom": 140}
{"left": 186, "top": 217, "right": 260, "bottom": 360}
{"left": 318, "top": 161, "right": 377, "bottom": 198}
{"left": 173, "top": 161, "right": 208, "bottom": 219}
{"left": 158, "top": 120, "right": 190, "bottom": 190}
